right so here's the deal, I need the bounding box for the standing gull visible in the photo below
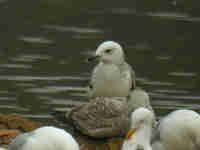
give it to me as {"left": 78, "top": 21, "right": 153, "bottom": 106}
{"left": 122, "top": 107, "right": 200, "bottom": 150}
{"left": 88, "top": 41, "right": 136, "bottom": 98}
{"left": 7, "top": 126, "right": 82, "bottom": 150}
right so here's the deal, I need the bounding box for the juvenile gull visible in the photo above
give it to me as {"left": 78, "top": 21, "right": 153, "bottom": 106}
{"left": 88, "top": 41, "right": 136, "bottom": 98}
{"left": 122, "top": 107, "right": 200, "bottom": 150}
{"left": 68, "top": 89, "right": 153, "bottom": 138}
{"left": 7, "top": 126, "right": 80, "bottom": 150}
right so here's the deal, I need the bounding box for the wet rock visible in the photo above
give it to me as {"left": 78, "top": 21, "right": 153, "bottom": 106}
{"left": 0, "top": 113, "right": 41, "bottom": 146}
{"left": 0, "top": 113, "right": 41, "bottom": 131}
{"left": 0, "top": 129, "right": 21, "bottom": 145}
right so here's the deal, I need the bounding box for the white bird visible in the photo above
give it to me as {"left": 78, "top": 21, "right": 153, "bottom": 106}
{"left": 7, "top": 126, "right": 80, "bottom": 150}
{"left": 87, "top": 41, "right": 136, "bottom": 98}
{"left": 127, "top": 87, "right": 154, "bottom": 113}
{"left": 122, "top": 107, "right": 200, "bottom": 150}
{"left": 152, "top": 109, "right": 200, "bottom": 150}
{"left": 122, "top": 107, "right": 154, "bottom": 150}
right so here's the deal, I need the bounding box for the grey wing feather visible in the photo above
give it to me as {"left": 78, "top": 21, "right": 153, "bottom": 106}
{"left": 128, "top": 64, "right": 136, "bottom": 90}
{"left": 124, "top": 63, "right": 136, "bottom": 90}
{"left": 118, "top": 62, "right": 136, "bottom": 91}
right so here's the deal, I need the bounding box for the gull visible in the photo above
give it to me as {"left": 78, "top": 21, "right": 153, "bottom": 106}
{"left": 122, "top": 107, "right": 154, "bottom": 150}
{"left": 68, "top": 88, "right": 154, "bottom": 138}
{"left": 87, "top": 41, "right": 136, "bottom": 98}
{"left": 7, "top": 126, "right": 85, "bottom": 150}
{"left": 122, "top": 107, "right": 200, "bottom": 150}
{"left": 152, "top": 109, "right": 200, "bottom": 150}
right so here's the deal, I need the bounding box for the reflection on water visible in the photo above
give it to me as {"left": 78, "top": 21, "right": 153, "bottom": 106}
{"left": 0, "top": 0, "right": 200, "bottom": 121}
{"left": 42, "top": 25, "right": 104, "bottom": 34}
{"left": 18, "top": 36, "right": 54, "bottom": 44}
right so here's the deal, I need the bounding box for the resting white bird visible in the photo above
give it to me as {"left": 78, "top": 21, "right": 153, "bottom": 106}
{"left": 152, "top": 109, "right": 200, "bottom": 150}
{"left": 122, "top": 107, "right": 200, "bottom": 150}
{"left": 87, "top": 41, "right": 136, "bottom": 98}
{"left": 7, "top": 126, "right": 83, "bottom": 150}
{"left": 122, "top": 107, "right": 154, "bottom": 150}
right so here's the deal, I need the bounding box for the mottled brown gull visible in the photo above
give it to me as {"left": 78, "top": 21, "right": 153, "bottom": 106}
{"left": 68, "top": 89, "right": 153, "bottom": 138}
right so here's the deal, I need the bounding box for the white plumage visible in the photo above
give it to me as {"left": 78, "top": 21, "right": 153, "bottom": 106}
{"left": 8, "top": 126, "right": 80, "bottom": 150}
{"left": 88, "top": 41, "right": 135, "bottom": 98}
{"left": 153, "top": 109, "right": 200, "bottom": 150}
{"left": 122, "top": 108, "right": 154, "bottom": 150}
{"left": 122, "top": 107, "right": 200, "bottom": 150}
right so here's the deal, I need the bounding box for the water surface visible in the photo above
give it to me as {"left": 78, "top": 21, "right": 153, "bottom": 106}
{"left": 0, "top": 0, "right": 200, "bottom": 122}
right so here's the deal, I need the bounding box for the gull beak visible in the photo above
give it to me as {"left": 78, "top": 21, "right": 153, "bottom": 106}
{"left": 125, "top": 128, "right": 136, "bottom": 140}
{"left": 87, "top": 54, "right": 101, "bottom": 62}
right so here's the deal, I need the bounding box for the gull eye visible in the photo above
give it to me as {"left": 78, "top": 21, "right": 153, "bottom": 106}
{"left": 105, "top": 49, "right": 112, "bottom": 53}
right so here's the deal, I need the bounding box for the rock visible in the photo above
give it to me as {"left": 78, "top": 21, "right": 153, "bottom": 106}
{"left": 0, "top": 113, "right": 41, "bottom": 131}
{"left": 0, "top": 113, "right": 41, "bottom": 146}
{"left": 0, "top": 129, "right": 21, "bottom": 145}
{"left": 107, "top": 138, "right": 123, "bottom": 150}
{"left": 69, "top": 97, "right": 131, "bottom": 138}
{"left": 76, "top": 135, "right": 124, "bottom": 150}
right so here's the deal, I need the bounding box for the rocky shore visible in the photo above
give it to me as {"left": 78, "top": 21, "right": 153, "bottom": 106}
{"left": 0, "top": 113, "right": 124, "bottom": 150}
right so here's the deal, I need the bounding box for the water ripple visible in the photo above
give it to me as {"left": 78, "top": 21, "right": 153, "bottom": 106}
{"left": 0, "top": 64, "right": 32, "bottom": 69}
{"left": 11, "top": 54, "right": 52, "bottom": 62}
{"left": 0, "top": 76, "right": 87, "bottom": 81}
{"left": 168, "top": 72, "right": 197, "bottom": 77}
{"left": 141, "top": 80, "right": 175, "bottom": 86}
{"left": 49, "top": 98, "right": 87, "bottom": 106}
{"left": 146, "top": 12, "right": 200, "bottom": 22}
{"left": 18, "top": 36, "right": 54, "bottom": 44}
{"left": 25, "top": 86, "right": 87, "bottom": 94}
{"left": 153, "top": 89, "right": 189, "bottom": 94}
{"left": 149, "top": 92, "right": 200, "bottom": 101}
{"left": 42, "top": 25, "right": 103, "bottom": 34}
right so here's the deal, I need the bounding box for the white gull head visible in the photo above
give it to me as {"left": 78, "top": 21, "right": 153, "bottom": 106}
{"left": 95, "top": 41, "right": 125, "bottom": 65}
{"left": 130, "top": 107, "right": 155, "bottom": 129}
{"left": 122, "top": 108, "right": 155, "bottom": 150}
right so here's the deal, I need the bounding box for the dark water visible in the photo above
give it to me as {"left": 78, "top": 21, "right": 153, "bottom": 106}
{"left": 0, "top": 0, "right": 200, "bottom": 120}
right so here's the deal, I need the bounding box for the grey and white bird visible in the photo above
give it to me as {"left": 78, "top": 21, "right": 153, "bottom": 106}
{"left": 122, "top": 107, "right": 200, "bottom": 150}
{"left": 88, "top": 41, "right": 136, "bottom": 98}
{"left": 7, "top": 126, "right": 80, "bottom": 150}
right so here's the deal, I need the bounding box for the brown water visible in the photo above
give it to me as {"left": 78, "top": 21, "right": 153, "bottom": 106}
{"left": 0, "top": 0, "right": 200, "bottom": 121}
